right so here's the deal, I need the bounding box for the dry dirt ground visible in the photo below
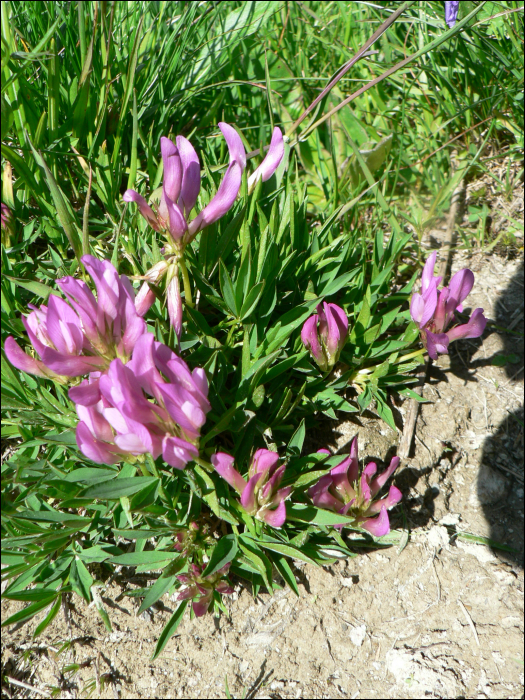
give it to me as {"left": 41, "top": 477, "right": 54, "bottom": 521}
{"left": 2, "top": 245, "right": 524, "bottom": 695}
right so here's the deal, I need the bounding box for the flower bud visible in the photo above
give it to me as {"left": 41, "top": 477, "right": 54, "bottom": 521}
{"left": 301, "top": 302, "right": 348, "bottom": 372}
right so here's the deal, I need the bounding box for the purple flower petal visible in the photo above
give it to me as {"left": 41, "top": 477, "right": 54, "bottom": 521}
{"left": 445, "top": 0, "right": 459, "bottom": 28}
{"left": 240, "top": 473, "right": 263, "bottom": 513}
{"left": 410, "top": 292, "right": 425, "bottom": 325}
{"left": 81, "top": 255, "right": 120, "bottom": 324}
{"left": 247, "top": 126, "right": 284, "bottom": 191}
{"left": 127, "top": 333, "right": 163, "bottom": 397}
{"left": 56, "top": 276, "right": 99, "bottom": 333}
{"left": 187, "top": 161, "right": 242, "bottom": 237}
{"left": 4, "top": 336, "right": 52, "bottom": 378}
{"left": 193, "top": 593, "right": 213, "bottom": 617}
{"left": 330, "top": 456, "right": 356, "bottom": 503}
{"left": 260, "top": 500, "right": 287, "bottom": 528}
{"left": 69, "top": 378, "right": 101, "bottom": 406}
{"left": 157, "top": 383, "right": 207, "bottom": 439}
{"left": 367, "top": 485, "right": 403, "bottom": 514}
{"left": 347, "top": 436, "right": 359, "bottom": 484}
{"left": 134, "top": 282, "right": 156, "bottom": 317}
{"left": 167, "top": 274, "right": 183, "bottom": 339}
{"left": 39, "top": 346, "right": 106, "bottom": 376}
{"left": 76, "top": 399, "right": 115, "bottom": 443}
{"left": 211, "top": 452, "right": 247, "bottom": 494}
{"left": 424, "top": 329, "right": 450, "bottom": 360}
{"left": 370, "top": 456, "right": 400, "bottom": 497}
{"left": 218, "top": 122, "right": 247, "bottom": 170}
{"left": 164, "top": 187, "right": 188, "bottom": 241}
{"left": 268, "top": 485, "right": 292, "bottom": 507}
{"left": 160, "top": 136, "right": 182, "bottom": 205}
{"left": 250, "top": 448, "right": 280, "bottom": 476}
{"left": 176, "top": 135, "right": 201, "bottom": 217}
{"left": 76, "top": 421, "right": 121, "bottom": 465}
{"left": 360, "top": 506, "right": 390, "bottom": 537}
{"left": 186, "top": 123, "right": 246, "bottom": 237}
{"left": 446, "top": 308, "right": 487, "bottom": 342}
{"left": 260, "top": 464, "right": 287, "bottom": 502}
{"left": 123, "top": 190, "right": 160, "bottom": 231}
{"left": 114, "top": 429, "right": 152, "bottom": 455}
{"left": 421, "top": 251, "right": 437, "bottom": 294}
{"left": 323, "top": 302, "right": 348, "bottom": 359}
{"left": 446, "top": 268, "right": 474, "bottom": 316}
{"left": 301, "top": 314, "right": 324, "bottom": 366}
{"left": 46, "top": 295, "right": 84, "bottom": 356}
{"left": 162, "top": 435, "right": 198, "bottom": 470}
{"left": 308, "top": 474, "right": 342, "bottom": 511}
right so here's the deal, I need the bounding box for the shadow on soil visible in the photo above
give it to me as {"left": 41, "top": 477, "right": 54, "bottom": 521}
{"left": 479, "top": 260, "right": 524, "bottom": 567}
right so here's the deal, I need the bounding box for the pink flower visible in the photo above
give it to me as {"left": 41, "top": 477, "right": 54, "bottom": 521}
{"left": 71, "top": 334, "right": 210, "bottom": 469}
{"left": 176, "top": 563, "right": 234, "bottom": 617}
{"left": 5, "top": 256, "right": 146, "bottom": 378}
{"left": 410, "top": 252, "right": 487, "bottom": 360}
{"left": 301, "top": 302, "right": 348, "bottom": 372}
{"left": 247, "top": 127, "right": 285, "bottom": 194}
{"left": 212, "top": 448, "right": 291, "bottom": 528}
{"left": 308, "top": 437, "right": 402, "bottom": 536}
{"left": 124, "top": 123, "right": 247, "bottom": 245}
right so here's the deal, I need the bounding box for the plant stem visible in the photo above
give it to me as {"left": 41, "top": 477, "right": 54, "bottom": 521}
{"left": 179, "top": 257, "right": 193, "bottom": 308}
{"left": 394, "top": 348, "right": 427, "bottom": 364}
{"left": 194, "top": 457, "right": 213, "bottom": 473}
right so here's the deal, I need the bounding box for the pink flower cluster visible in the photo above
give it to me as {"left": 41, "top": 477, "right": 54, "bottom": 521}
{"left": 410, "top": 252, "right": 487, "bottom": 360}
{"left": 73, "top": 333, "right": 210, "bottom": 468}
{"left": 176, "top": 563, "right": 234, "bottom": 617}
{"left": 5, "top": 257, "right": 210, "bottom": 470}
{"left": 212, "top": 448, "right": 292, "bottom": 527}
{"left": 309, "top": 437, "right": 402, "bottom": 536}
{"left": 5, "top": 256, "right": 146, "bottom": 378}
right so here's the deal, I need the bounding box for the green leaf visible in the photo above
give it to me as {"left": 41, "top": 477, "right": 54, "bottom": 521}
{"left": 286, "top": 504, "right": 357, "bottom": 526}
{"left": 238, "top": 537, "right": 274, "bottom": 592}
{"left": 257, "top": 300, "right": 318, "bottom": 357}
{"left": 2, "top": 588, "right": 60, "bottom": 603}
{"left": 4, "top": 276, "right": 53, "bottom": 299}
{"left": 202, "top": 535, "right": 238, "bottom": 578}
{"left": 79, "top": 477, "right": 159, "bottom": 500}
{"left": 151, "top": 601, "right": 188, "bottom": 661}
{"left": 239, "top": 281, "right": 265, "bottom": 320}
{"left": 1, "top": 597, "right": 58, "bottom": 628}
{"left": 69, "top": 558, "right": 93, "bottom": 602}
{"left": 109, "top": 551, "right": 179, "bottom": 567}
{"left": 286, "top": 419, "right": 305, "bottom": 456}
{"left": 272, "top": 555, "right": 299, "bottom": 596}
{"left": 138, "top": 574, "right": 178, "bottom": 615}
{"left": 350, "top": 287, "right": 372, "bottom": 342}
{"left": 319, "top": 269, "right": 359, "bottom": 297}
{"left": 259, "top": 540, "right": 318, "bottom": 567}
{"left": 26, "top": 137, "right": 83, "bottom": 260}
{"left": 13, "top": 510, "right": 90, "bottom": 524}
{"left": 219, "top": 259, "right": 238, "bottom": 316}
{"left": 33, "top": 595, "right": 62, "bottom": 638}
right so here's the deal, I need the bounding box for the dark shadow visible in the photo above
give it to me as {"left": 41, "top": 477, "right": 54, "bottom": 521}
{"left": 478, "top": 260, "right": 524, "bottom": 567}
{"left": 246, "top": 659, "right": 273, "bottom": 700}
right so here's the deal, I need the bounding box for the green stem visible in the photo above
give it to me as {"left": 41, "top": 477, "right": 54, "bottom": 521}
{"left": 194, "top": 457, "right": 213, "bottom": 473}
{"left": 179, "top": 256, "right": 193, "bottom": 308}
{"left": 394, "top": 348, "right": 427, "bottom": 364}
{"left": 137, "top": 459, "right": 152, "bottom": 477}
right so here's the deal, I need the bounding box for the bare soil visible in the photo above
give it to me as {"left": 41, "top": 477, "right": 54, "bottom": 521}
{"left": 2, "top": 240, "right": 524, "bottom": 697}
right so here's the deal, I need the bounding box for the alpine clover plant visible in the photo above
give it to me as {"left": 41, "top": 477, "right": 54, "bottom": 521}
{"left": 1, "top": 4, "right": 492, "bottom": 657}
